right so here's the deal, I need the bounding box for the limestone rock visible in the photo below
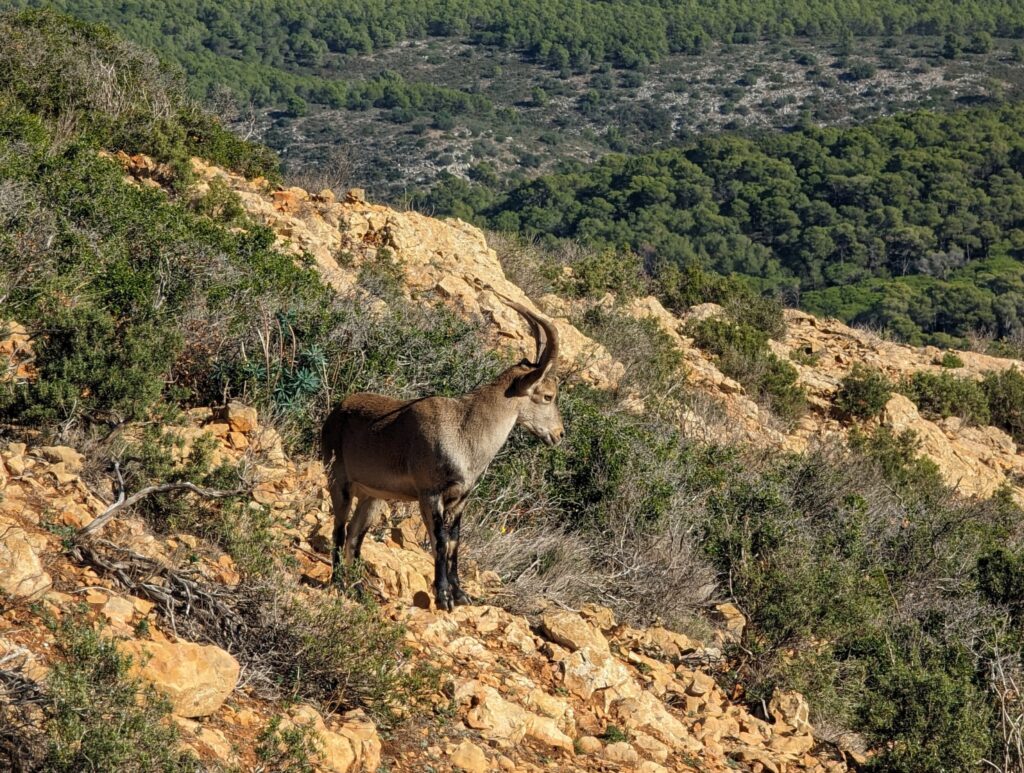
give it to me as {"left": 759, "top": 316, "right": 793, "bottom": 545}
{"left": 224, "top": 401, "right": 258, "bottom": 433}
{"left": 119, "top": 639, "right": 239, "bottom": 717}
{"left": 451, "top": 739, "right": 488, "bottom": 773}
{"left": 35, "top": 445, "right": 84, "bottom": 473}
{"left": 285, "top": 705, "right": 381, "bottom": 773}
{"left": 541, "top": 609, "right": 609, "bottom": 653}
{"left": 0, "top": 520, "right": 51, "bottom": 600}
{"left": 604, "top": 741, "right": 639, "bottom": 765}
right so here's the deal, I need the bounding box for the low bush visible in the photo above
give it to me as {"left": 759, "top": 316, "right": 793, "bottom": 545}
{"left": 43, "top": 615, "right": 195, "bottom": 772}
{"left": 982, "top": 367, "right": 1024, "bottom": 444}
{"left": 238, "top": 580, "right": 439, "bottom": 726}
{"left": 834, "top": 364, "right": 892, "bottom": 421}
{"left": 899, "top": 370, "right": 990, "bottom": 425}
{"left": 687, "top": 317, "right": 806, "bottom": 424}
{"left": 575, "top": 306, "right": 684, "bottom": 406}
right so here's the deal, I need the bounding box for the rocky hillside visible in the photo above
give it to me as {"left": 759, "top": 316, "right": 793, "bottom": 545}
{"left": 3, "top": 150, "right": 1023, "bottom": 773}
{"left": 152, "top": 151, "right": 1024, "bottom": 503}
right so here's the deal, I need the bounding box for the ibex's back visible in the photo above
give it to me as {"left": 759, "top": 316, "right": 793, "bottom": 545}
{"left": 320, "top": 297, "right": 563, "bottom": 610}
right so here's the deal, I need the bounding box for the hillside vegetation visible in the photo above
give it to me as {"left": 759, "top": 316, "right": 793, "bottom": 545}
{"left": 422, "top": 103, "right": 1024, "bottom": 347}
{"left": 1, "top": 11, "right": 1023, "bottom": 773}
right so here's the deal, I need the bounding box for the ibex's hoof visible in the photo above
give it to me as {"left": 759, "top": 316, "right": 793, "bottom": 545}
{"left": 435, "top": 585, "right": 455, "bottom": 612}
{"left": 453, "top": 589, "right": 473, "bottom": 606}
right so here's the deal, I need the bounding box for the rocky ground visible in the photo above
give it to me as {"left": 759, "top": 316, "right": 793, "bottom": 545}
{"left": 0, "top": 401, "right": 847, "bottom": 772}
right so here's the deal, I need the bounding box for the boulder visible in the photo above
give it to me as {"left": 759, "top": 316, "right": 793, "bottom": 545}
{"left": 119, "top": 639, "right": 239, "bottom": 717}
{"left": 0, "top": 521, "right": 51, "bottom": 600}
{"left": 225, "top": 401, "right": 259, "bottom": 433}
{"left": 451, "top": 739, "right": 488, "bottom": 773}
{"left": 36, "top": 445, "right": 84, "bottom": 473}
{"left": 541, "top": 610, "right": 609, "bottom": 653}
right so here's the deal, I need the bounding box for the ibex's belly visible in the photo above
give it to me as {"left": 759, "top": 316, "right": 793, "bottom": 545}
{"left": 351, "top": 481, "right": 418, "bottom": 502}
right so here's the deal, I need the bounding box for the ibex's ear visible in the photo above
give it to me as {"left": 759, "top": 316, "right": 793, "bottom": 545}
{"left": 511, "top": 363, "right": 553, "bottom": 397}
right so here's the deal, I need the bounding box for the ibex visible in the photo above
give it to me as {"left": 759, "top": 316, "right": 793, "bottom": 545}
{"left": 320, "top": 296, "right": 564, "bottom": 610}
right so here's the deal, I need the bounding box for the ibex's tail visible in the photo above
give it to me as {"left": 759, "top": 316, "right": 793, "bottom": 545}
{"left": 320, "top": 405, "right": 343, "bottom": 470}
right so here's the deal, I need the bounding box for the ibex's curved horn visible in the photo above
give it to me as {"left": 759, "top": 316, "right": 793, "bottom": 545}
{"left": 484, "top": 291, "right": 559, "bottom": 394}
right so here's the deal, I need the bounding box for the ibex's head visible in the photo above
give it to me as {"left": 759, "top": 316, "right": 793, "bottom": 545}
{"left": 504, "top": 300, "right": 565, "bottom": 447}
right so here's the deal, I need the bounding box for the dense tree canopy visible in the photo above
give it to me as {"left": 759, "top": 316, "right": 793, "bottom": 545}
{"left": 420, "top": 105, "right": 1024, "bottom": 344}
{"left": 8, "top": 0, "right": 1024, "bottom": 108}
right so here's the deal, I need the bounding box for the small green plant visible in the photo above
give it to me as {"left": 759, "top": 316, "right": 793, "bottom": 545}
{"left": 789, "top": 346, "right": 821, "bottom": 366}
{"left": 43, "top": 614, "right": 195, "bottom": 772}
{"left": 899, "top": 370, "right": 990, "bottom": 425}
{"left": 601, "top": 724, "right": 630, "bottom": 743}
{"left": 192, "top": 178, "right": 245, "bottom": 224}
{"left": 357, "top": 247, "right": 405, "bottom": 299}
{"left": 834, "top": 364, "right": 892, "bottom": 421}
{"left": 938, "top": 351, "right": 964, "bottom": 368}
{"left": 687, "top": 317, "right": 805, "bottom": 424}
{"left": 982, "top": 367, "right": 1024, "bottom": 443}
{"left": 254, "top": 715, "right": 322, "bottom": 773}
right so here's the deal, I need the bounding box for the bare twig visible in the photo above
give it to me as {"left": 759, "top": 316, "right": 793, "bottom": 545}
{"left": 76, "top": 462, "right": 247, "bottom": 539}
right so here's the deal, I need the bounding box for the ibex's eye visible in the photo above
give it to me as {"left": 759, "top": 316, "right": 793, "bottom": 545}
{"left": 544, "top": 394, "right": 554, "bottom": 403}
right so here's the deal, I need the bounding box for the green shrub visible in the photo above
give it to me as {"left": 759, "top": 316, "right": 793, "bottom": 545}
{"left": 576, "top": 307, "right": 684, "bottom": 404}
{"left": 687, "top": 317, "right": 805, "bottom": 423}
{"left": 654, "top": 261, "right": 786, "bottom": 339}
{"left": 557, "top": 249, "right": 647, "bottom": 301}
{"left": 43, "top": 615, "right": 195, "bottom": 772}
{"left": 834, "top": 364, "right": 892, "bottom": 421}
{"left": 253, "top": 587, "right": 439, "bottom": 725}
{"left": 255, "top": 715, "right": 322, "bottom": 773}
{"left": 859, "top": 634, "right": 994, "bottom": 773}
{"left": 977, "top": 547, "right": 1024, "bottom": 627}
{"left": 0, "top": 9, "right": 278, "bottom": 181}
{"left": 116, "top": 426, "right": 272, "bottom": 574}
{"left": 899, "top": 371, "right": 990, "bottom": 426}
{"left": 982, "top": 367, "right": 1024, "bottom": 444}
{"left": 939, "top": 351, "right": 964, "bottom": 368}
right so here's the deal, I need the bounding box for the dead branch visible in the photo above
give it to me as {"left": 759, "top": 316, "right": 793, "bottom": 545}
{"left": 77, "top": 461, "right": 247, "bottom": 540}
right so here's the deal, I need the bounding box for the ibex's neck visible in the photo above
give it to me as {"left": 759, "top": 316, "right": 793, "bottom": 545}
{"left": 460, "top": 368, "right": 523, "bottom": 476}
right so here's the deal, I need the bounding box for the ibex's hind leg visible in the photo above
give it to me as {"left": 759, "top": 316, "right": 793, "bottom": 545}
{"left": 420, "top": 494, "right": 453, "bottom": 611}
{"left": 344, "top": 497, "right": 384, "bottom": 562}
{"left": 327, "top": 465, "right": 353, "bottom": 581}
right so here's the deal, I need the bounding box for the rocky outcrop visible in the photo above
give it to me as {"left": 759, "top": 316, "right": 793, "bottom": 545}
{"left": 118, "top": 639, "right": 240, "bottom": 718}
{"left": 109, "top": 152, "right": 1024, "bottom": 503}
{"left": 0, "top": 518, "right": 51, "bottom": 600}
{"left": 1, "top": 413, "right": 843, "bottom": 773}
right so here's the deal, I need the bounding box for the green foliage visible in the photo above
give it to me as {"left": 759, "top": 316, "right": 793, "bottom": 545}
{"left": 687, "top": 317, "right": 805, "bottom": 423}
{"left": 977, "top": 547, "right": 1024, "bottom": 627}
{"left": 255, "top": 715, "right": 322, "bottom": 773}
{"left": 271, "top": 591, "right": 438, "bottom": 725}
{"left": 858, "top": 634, "right": 994, "bottom": 773}
{"left": 14, "top": 0, "right": 1024, "bottom": 118}
{"left": 429, "top": 104, "right": 1024, "bottom": 346}
{"left": 557, "top": 249, "right": 647, "bottom": 301}
{"left": 115, "top": 425, "right": 276, "bottom": 574}
{"left": 543, "top": 387, "right": 681, "bottom": 533}
{"left": 899, "top": 370, "right": 991, "bottom": 425}
{"left": 0, "top": 9, "right": 278, "bottom": 180}
{"left": 835, "top": 365, "right": 892, "bottom": 421}
{"left": 691, "top": 429, "right": 1017, "bottom": 769}
{"left": 982, "top": 367, "right": 1024, "bottom": 444}
{"left": 939, "top": 351, "right": 964, "bottom": 368}
{"left": 576, "top": 306, "right": 684, "bottom": 404}
{"left": 43, "top": 615, "right": 195, "bottom": 772}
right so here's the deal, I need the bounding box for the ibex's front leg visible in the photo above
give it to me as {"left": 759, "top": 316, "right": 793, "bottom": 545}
{"left": 445, "top": 496, "right": 473, "bottom": 607}
{"left": 420, "top": 494, "right": 454, "bottom": 611}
